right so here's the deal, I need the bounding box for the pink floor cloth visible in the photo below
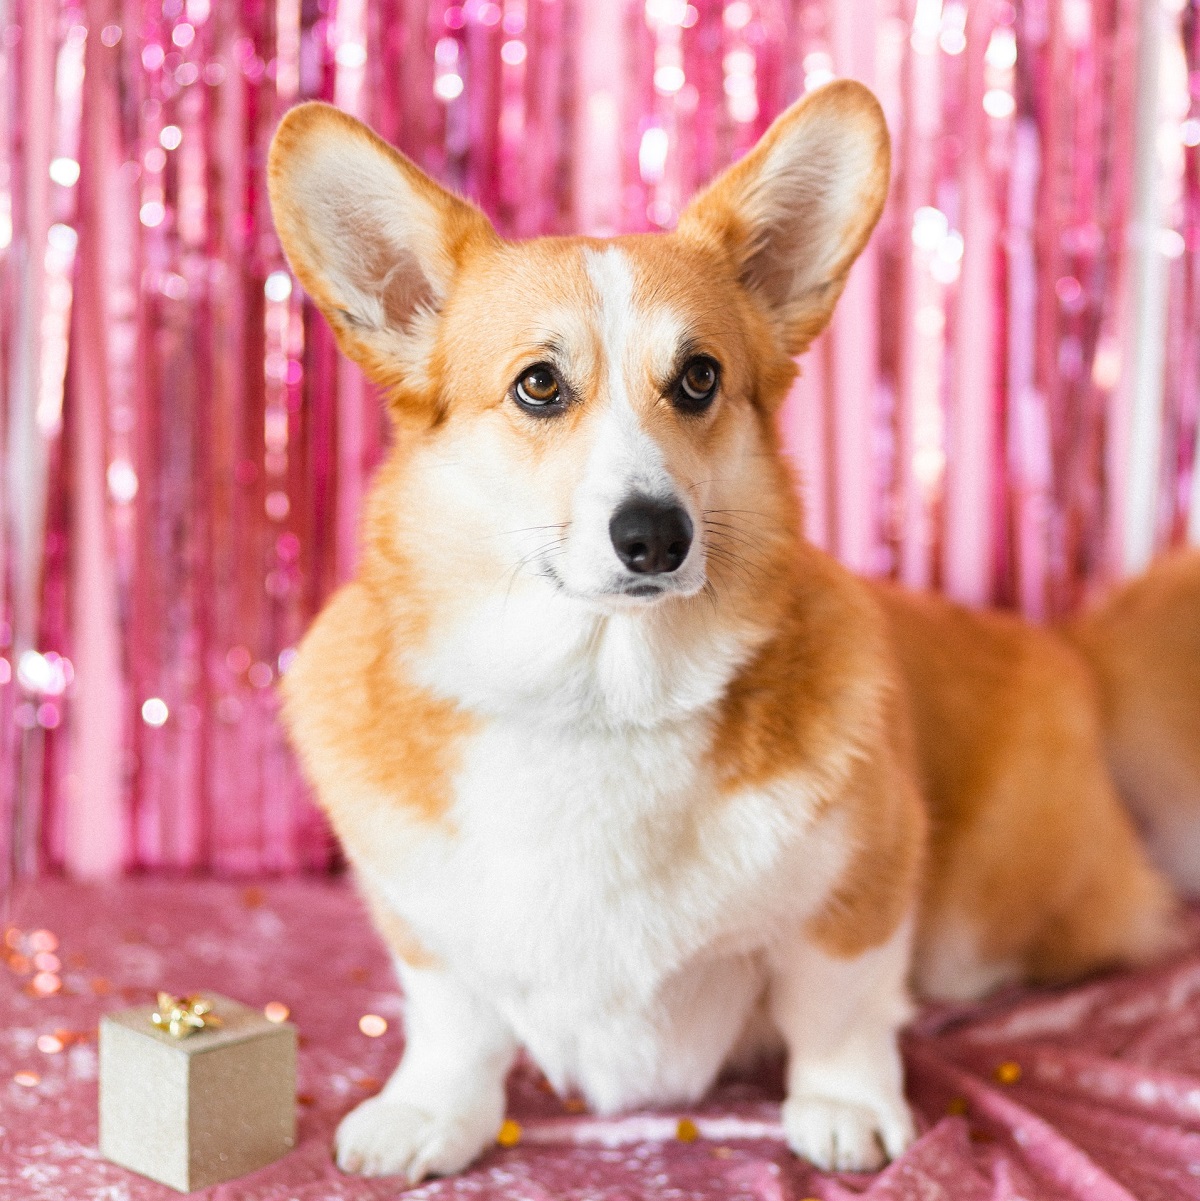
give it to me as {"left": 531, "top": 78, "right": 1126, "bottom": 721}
{"left": 4, "top": 878, "right": 1200, "bottom": 1201}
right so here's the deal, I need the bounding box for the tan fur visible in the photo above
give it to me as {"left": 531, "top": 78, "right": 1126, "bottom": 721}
{"left": 707, "top": 543, "right": 926, "bottom": 959}
{"left": 281, "top": 579, "right": 475, "bottom": 843}
{"left": 875, "top": 584, "right": 1178, "bottom": 991}
{"left": 271, "top": 83, "right": 1190, "bottom": 1023}
{"left": 1065, "top": 549, "right": 1200, "bottom": 893}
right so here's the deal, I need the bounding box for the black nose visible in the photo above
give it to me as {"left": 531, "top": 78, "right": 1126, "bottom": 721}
{"left": 609, "top": 498, "right": 693, "bottom": 575}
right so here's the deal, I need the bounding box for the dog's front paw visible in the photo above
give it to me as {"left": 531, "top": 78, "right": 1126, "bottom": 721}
{"left": 335, "top": 1093, "right": 499, "bottom": 1183}
{"left": 782, "top": 1091, "right": 914, "bottom": 1172}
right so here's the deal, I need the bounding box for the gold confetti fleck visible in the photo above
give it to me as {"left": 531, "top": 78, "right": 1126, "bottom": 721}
{"left": 358, "top": 1014, "right": 387, "bottom": 1037}
{"left": 563, "top": 1097, "right": 587, "bottom": 1114}
{"left": 13, "top": 1071, "right": 40, "bottom": 1087}
{"left": 263, "top": 1002, "right": 290, "bottom": 1023}
{"left": 496, "top": 1119, "right": 522, "bottom": 1148}
{"left": 36, "top": 1035, "right": 64, "bottom": 1054}
{"left": 946, "top": 1096, "right": 968, "bottom": 1115}
{"left": 676, "top": 1117, "right": 699, "bottom": 1143}
{"left": 994, "top": 1061, "right": 1022, "bottom": 1085}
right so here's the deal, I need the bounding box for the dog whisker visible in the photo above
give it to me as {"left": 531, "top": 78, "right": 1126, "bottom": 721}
{"left": 703, "top": 524, "right": 772, "bottom": 564}
{"left": 492, "top": 522, "right": 571, "bottom": 539}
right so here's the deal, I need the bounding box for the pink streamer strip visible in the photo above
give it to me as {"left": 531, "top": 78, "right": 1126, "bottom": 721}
{"left": 1, "top": 0, "right": 1197, "bottom": 878}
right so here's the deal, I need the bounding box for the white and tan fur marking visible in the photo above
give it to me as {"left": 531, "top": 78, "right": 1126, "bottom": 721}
{"left": 271, "top": 82, "right": 918, "bottom": 1183}
{"left": 347, "top": 709, "right": 903, "bottom": 1177}
{"left": 263, "top": 80, "right": 1190, "bottom": 1190}
{"left": 556, "top": 248, "right": 707, "bottom": 603}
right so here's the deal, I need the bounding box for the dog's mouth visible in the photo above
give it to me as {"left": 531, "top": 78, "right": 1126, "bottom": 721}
{"left": 539, "top": 561, "right": 693, "bottom": 606}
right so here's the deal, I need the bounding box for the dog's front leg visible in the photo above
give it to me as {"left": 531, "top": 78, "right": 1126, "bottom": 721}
{"left": 335, "top": 959, "right": 517, "bottom": 1183}
{"left": 767, "top": 919, "right": 916, "bottom": 1172}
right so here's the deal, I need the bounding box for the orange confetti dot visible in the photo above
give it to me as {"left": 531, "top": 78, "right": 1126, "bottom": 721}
{"left": 31, "top": 972, "right": 61, "bottom": 996}
{"left": 946, "top": 1096, "right": 968, "bottom": 1116}
{"left": 563, "top": 1097, "right": 587, "bottom": 1114}
{"left": 241, "top": 886, "right": 265, "bottom": 909}
{"left": 263, "top": 1002, "right": 290, "bottom": 1023}
{"left": 7, "top": 954, "right": 31, "bottom": 975}
{"left": 36, "top": 1035, "right": 64, "bottom": 1054}
{"left": 90, "top": 977, "right": 112, "bottom": 995}
{"left": 4, "top": 928, "right": 21, "bottom": 949}
{"left": 676, "top": 1117, "right": 699, "bottom": 1143}
{"left": 29, "top": 930, "right": 58, "bottom": 953}
{"left": 13, "top": 1071, "right": 40, "bottom": 1087}
{"left": 358, "top": 1014, "right": 387, "bottom": 1037}
{"left": 994, "top": 1061, "right": 1022, "bottom": 1085}
{"left": 496, "top": 1119, "right": 522, "bottom": 1148}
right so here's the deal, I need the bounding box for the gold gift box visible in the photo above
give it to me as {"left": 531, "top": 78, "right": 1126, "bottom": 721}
{"left": 99, "top": 993, "right": 297, "bottom": 1192}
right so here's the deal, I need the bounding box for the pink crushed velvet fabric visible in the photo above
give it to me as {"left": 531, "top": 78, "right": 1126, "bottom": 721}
{"left": 4, "top": 878, "right": 1200, "bottom": 1200}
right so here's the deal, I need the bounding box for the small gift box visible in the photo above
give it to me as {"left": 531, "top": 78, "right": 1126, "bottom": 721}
{"left": 99, "top": 992, "right": 297, "bottom": 1192}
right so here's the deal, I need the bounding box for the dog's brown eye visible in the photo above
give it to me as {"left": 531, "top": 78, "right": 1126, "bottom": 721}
{"left": 515, "top": 365, "right": 560, "bottom": 410}
{"left": 676, "top": 357, "right": 719, "bottom": 412}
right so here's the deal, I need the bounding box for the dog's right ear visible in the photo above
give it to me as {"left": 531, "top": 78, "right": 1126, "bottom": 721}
{"left": 267, "top": 102, "right": 496, "bottom": 406}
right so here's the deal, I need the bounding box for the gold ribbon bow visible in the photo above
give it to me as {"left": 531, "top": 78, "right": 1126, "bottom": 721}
{"left": 151, "top": 993, "right": 222, "bottom": 1039}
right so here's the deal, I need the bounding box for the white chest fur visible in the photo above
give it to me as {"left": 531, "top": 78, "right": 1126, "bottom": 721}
{"left": 363, "top": 708, "right": 850, "bottom": 1112}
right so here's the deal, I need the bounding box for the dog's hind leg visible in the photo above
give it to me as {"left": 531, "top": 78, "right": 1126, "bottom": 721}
{"left": 1066, "top": 549, "right": 1200, "bottom": 893}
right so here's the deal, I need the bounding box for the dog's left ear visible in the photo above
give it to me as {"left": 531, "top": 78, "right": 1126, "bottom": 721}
{"left": 677, "top": 80, "right": 890, "bottom": 356}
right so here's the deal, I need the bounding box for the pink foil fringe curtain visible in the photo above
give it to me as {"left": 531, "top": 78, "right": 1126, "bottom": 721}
{"left": 1, "top": 0, "right": 1199, "bottom": 883}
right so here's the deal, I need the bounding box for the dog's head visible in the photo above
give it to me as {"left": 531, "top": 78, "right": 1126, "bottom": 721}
{"left": 268, "top": 84, "right": 887, "bottom": 681}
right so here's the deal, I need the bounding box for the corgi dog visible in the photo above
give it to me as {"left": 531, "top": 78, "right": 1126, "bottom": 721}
{"left": 267, "top": 81, "right": 1198, "bottom": 1183}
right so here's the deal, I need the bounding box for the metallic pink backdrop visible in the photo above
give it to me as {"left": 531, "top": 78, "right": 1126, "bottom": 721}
{"left": 2, "top": 0, "right": 1198, "bottom": 884}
